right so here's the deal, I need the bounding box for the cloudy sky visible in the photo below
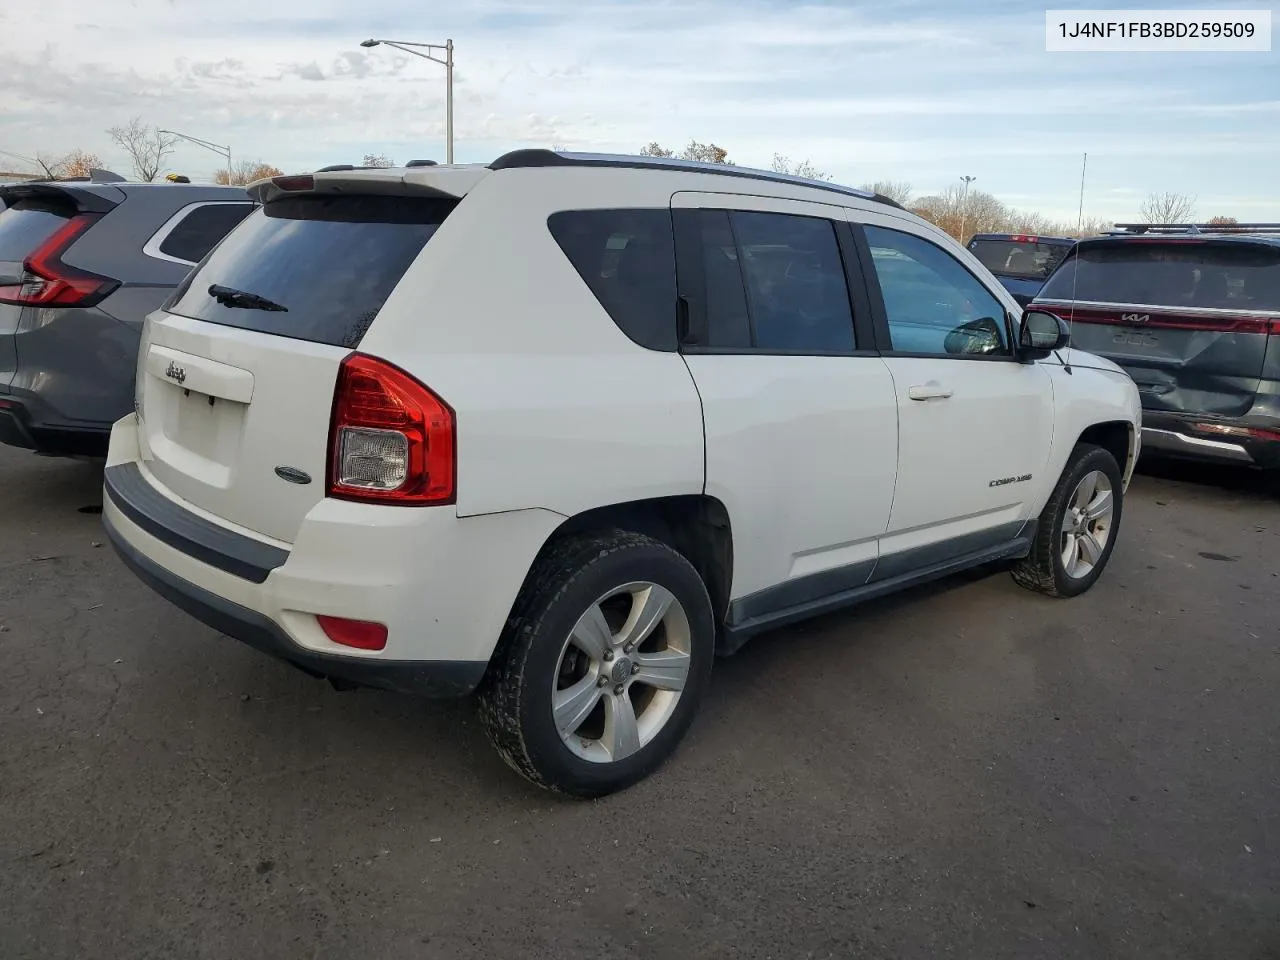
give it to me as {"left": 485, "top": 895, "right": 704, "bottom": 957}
{"left": 1, "top": 0, "right": 1277, "bottom": 222}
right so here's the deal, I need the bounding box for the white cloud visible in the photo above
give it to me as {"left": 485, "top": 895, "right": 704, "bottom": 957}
{"left": 0, "top": 0, "right": 1275, "bottom": 221}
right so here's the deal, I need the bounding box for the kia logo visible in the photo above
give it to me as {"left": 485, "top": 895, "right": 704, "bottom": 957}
{"left": 1121, "top": 313, "right": 1150, "bottom": 325}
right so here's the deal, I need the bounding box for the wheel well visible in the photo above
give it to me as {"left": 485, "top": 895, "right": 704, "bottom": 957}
{"left": 1078, "top": 421, "right": 1134, "bottom": 478}
{"left": 545, "top": 496, "right": 734, "bottom": 622}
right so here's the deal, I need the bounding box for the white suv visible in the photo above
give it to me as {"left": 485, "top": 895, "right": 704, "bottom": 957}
{"left": 102, "top": 151, "right": 1142, "bottom": 796}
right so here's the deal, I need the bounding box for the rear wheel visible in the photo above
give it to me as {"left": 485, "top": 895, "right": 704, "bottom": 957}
{"left": 478, "top": 531, "right": 715, "bottom": 797}
{"left": 1013, "top": 443, "right": 1124, "bottom": 598}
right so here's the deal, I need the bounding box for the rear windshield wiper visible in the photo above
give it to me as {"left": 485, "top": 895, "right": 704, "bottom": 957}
{"left": 208, "top": 284, "right": 288, "bottom": 312}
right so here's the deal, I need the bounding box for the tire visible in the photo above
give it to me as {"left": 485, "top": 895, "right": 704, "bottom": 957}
{"left": 478, "top": 530, "right": 715, "bottom": 797}
{"left": 1012, "top": 443, "right": 1124, "bottom": 598}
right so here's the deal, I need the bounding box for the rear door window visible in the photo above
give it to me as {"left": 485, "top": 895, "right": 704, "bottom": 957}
{"left": 1040, "top": 241, "right": 1280, "bottom": 310}
{"left": 155, "top": 202, "right": 254, "bottom": 264}
{"left": 0, "top": 199, "right": 72, "bottom": 263}
{"left": 547, "top": 209, "right": 678, "bottom": 351}
{"left": 166, "top": 194, "right": 454, "bottom": 348}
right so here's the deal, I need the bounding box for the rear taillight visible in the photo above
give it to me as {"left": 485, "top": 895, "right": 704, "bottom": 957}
{"left": 326, "top": 353, "right": 455, "bottom": 505}
{"left": 1192, "top": 422, "right": 1280, "bottom": 444}
{"left": 0, "top": 214, "right": 119, "bottom": 308}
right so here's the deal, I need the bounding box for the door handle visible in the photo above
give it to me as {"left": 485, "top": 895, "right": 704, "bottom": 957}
{"left": 908, "top": 383, "right": 953, "bottom": 401}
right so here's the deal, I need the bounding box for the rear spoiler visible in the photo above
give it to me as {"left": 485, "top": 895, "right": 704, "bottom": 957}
{"left": 0, "top": 181, "right": 123, "bottom": 214}
{"left": 247, "top": 166, "right": 490, "bottom": 205}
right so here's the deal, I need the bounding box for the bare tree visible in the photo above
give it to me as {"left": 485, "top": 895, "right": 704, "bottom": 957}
{"left": 215, "top": 161, "right": 284, "bottom": 186}
{"left": 57, "top": 150, "right": 105, "bottom": 179}
{"left": 860, "top": 180, "right": 913, "bottom": 206}
{"left": 639, "top": 140, "right": 731, "bottom": 164}
{"left": 771, "top": 154, "right": 831, "bottom": 181}
{"left": 1139, "top": 191, "right": 1196, "bottom": 224}
{"left": 912, "top": 185, "right": 1008, "bottom": 241}
{"left": 362, "top": 153, "right": 394, "bottom": 168}
{"left": 106, "top": 118, "right": 178, "bottom": 182}
{"left": 1208, "top": 215, "right": 1238, "bottom": 225}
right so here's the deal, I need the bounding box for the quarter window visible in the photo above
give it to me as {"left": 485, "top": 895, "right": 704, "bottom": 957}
{"left": 547, "top": 209, "right": 679, "bottom": 351}
{"left": 156, "top": 203, "right": 254, "bottom": 264}
{"left": 864, "top": 225, "right": 1009, "bottom": 357}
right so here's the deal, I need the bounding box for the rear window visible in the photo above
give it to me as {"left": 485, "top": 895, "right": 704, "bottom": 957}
{"left": 0, "top": 199, "right": 72, "bottom": 262}
{"left": 1039, "top": 240, "right": 1280, "bottom": 311}
{"left": 548, "top": 209, "right": 678, "bottom": 351}
{"left": 156, "top": 202, "right": 254, "bottom": 264}
{"left": 166, "top": 194, "right": 454, "bottom": 348}
{"left": 968, "top": 238, "right": 1072, "bottom": 281}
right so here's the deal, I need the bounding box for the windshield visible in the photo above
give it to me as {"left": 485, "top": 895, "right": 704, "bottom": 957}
{"left": 969, "top": 239, "right": 1073, "bottom": 281}
{"left": 1038, "top": 240, "right": 1280, "bottom": 311}
{"left": 165, "top": 193, "right": 456, "bottom": 348}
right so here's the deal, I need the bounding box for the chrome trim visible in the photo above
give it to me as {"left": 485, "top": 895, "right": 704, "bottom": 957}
{"left": 1141, "top": 427, "right": 1253, "bottom": 463}
{"left": 141, "top": 200, "right": 256, "bottom": 267}
{"left": 1035, "top": 298, "right": 1280, "bottom": 320}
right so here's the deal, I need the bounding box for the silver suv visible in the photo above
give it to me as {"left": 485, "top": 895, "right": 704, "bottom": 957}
{"left": 0, "top": 172, "right": 254, "bottom": 456}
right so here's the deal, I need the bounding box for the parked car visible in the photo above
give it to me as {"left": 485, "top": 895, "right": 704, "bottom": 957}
{"left": 0, "top": 173, "right": 255, "bottom": 456}
{"left": 967, "top": 233, "right": 1076, "bottom": 306}
{"left": 1031, "top": 223, "right": 1280, "bottom": 474}
{"left": 101, "top": 151, "right": 1141, "bottom": 796}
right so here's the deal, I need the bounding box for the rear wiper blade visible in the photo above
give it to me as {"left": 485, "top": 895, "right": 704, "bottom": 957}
{"left": 208, "top": 284, "right": 288, "bottom": 312}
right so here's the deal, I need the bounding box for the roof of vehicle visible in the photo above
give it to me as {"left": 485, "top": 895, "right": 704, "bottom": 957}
{"left": 1075, "top": 225, "right": 1280, "bottom": 249}
{"left": 254, "top": 149, "right": 908, "bottom": 211}
{"left": 968, "top": 232, "right": 1076, "bottom": 244}
{"left": 487, "top": 149, "right": 905, "bottom": 209}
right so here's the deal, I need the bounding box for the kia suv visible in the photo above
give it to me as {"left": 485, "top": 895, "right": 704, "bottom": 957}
{"left": 967, "top": 233, "right": 1076, "bottom": 306}
{"left": 1031, "top": 224, "right": 1280, "bottom": 473}
{"left": 0, "top": 173, "right": 254, "bottom": 456}
{"left": 101, "top": 152, "right": 1141, "bottom": 795}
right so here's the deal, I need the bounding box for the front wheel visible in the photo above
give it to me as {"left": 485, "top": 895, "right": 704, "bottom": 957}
{"left": 478, "top": 531, "right": 715, "bottom": 797}
{"left": 1013, "top": 443, "right": 1124, "bottom": 598}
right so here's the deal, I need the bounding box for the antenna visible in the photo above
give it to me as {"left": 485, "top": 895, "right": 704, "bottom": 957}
{"left": 1076, "top": 152, "right": 1087, "bottom": 236}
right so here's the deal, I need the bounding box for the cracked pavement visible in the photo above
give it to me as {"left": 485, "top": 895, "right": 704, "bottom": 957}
{"left": 1, "top": 446, "right": 1278, "bottom": 959}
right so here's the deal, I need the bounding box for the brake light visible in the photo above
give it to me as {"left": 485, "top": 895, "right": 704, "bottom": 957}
{"left": 327, "top": 353, "right": 455, "bottom": 505}
{"left": 316, "top": 615, "right": 388, "bottom": 651}
{"left": 272, "top": 175, "right": 315, "bottom": 192}
{"left": 1192, "top": 422, "right": 1280, "bottom": 444}
{"left": 0, "top": 214, "right": 119, "bottom": 308}
{"left": 1010, "top": 234, "right": 1038, "bottom": 243}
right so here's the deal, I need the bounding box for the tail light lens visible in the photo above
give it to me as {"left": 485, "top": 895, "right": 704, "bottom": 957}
{"left": 0, "top": 214, "right": 119, "bottom": 308}
{"left": 316, "top": 614, "right": 388, "bottom": 651}
{"left": 327, "top": 353, "right": 455, "bottom": 505}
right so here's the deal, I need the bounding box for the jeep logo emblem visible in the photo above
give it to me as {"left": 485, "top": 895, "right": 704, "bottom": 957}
{"left": 165, "top": 361, "right": 187, "bottom": 385}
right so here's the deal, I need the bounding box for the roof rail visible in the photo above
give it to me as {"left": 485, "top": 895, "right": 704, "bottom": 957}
{"left": 487, "top": 149, "right": 903, "bottom": 209}
{"left": 1111, "top": 222, "right": 1280, "bottom": 235}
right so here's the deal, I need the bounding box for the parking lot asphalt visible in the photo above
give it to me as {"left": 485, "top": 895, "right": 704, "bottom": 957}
{"left": 1, "top": 445, "right": 1277, "bottom": 960}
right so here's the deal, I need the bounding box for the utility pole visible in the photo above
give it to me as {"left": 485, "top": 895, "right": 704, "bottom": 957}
{"left": 361, "top": 37, "right": 455, "bottom": 164}
{"left": 959, "top": 175, "right": 977, "bottom": 242}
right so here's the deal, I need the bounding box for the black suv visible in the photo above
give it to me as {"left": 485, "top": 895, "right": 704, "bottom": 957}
{"left": 1031, "top": 223, "right": 1280, "bottom": 473}
{"left": 0, "top": 171, "right": 254, "bottom": 456}
{"left": 967, "top": 232, "right": 1076, "bottom": 306}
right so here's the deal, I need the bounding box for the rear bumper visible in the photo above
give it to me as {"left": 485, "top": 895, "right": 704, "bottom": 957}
{"left": 0, "top": 395, "right": 111, "bottom": 456}
{"left": 102, "top": 414, "right": 564, "bottom": 697}
{"left": 104, "top": 519, "right": 487, "bottom": 697}
{"left": 1141, "top": 412, "right": 1280, "bottom": 470}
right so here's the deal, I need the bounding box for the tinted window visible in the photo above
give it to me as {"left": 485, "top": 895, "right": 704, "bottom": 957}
{"left": 1038, "top": 240, "right": 1280, "bottom": 311}
{"left": 865, "top": 225, "right": 1009, "bottom": 356}
{"left": 548, "top": 209, "right": 678, "bottom": 351}
{"left": 690, "top": 209, "right": 752, "bottom": 348}
{"left": 0, "top": 200, "right": 72, "bottom": 262}
{"left": 166, "top": 195, "right": 454, "bottom": 348}
{"left": 968, "top": 238, "right": 1073, "bottom": 280}
{"left": 731, "top": 212, "right": 855, "bottom": 353}
{"left": 157, "top": 202, "right": 254, "bottom": 264}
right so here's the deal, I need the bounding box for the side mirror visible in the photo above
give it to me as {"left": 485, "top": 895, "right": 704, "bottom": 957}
{"left": 1018, "top": 309, "right": 1070, "bottom": 360}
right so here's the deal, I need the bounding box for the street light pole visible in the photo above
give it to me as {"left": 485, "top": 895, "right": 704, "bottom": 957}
{"left": 158, "top": 129, "right": 232, "bottom": 184}
{"left": 360, "top": 38, "right": 454, "bottom": 164}
{"left": 959, "top": 175, "right": 977, "bottom": 243}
